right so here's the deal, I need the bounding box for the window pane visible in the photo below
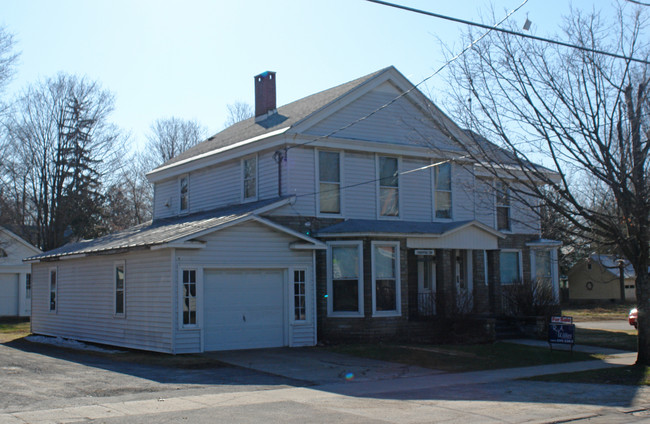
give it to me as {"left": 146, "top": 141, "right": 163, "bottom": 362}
{"left": 435, "top": 191, "right": 452, "bottom": 219}
{"left": 496, "top": 182, "right": 509, "bottom": 205}
{"left": 26, "top": 274, "right": 31, "bottom": 299}
{"left": 332, "top": 246, "right": 359, "bottom": 279}
{"left": 500, "top": 252, "right": 520, "bottom": 284}
{"left": 244, "top": 178, "right": 256, "bottom": 199}
{"left": 535, "top": 250, "right": 552, "bottom": 280}
{"left": 115, "top": 292, "right": 124, "bottom": 314}
{"left": 375, "top": 279, "right": 396, "bottom": 311}
{"left": 320, "top": 182, "right": 340, "bottom": 213}
{"left": 180, "top": 177, "right": 188, "bottom": 210}
{"left": 375, "top": 245, "right": 396, "bottom": 279}
{"left": 380, "top": 187, "right": 399, "bottom": 216}
{"left": 116, "top": 266, "right": 124, "bottom": 290}
{"left": 435, "top": 163, "right": 451, "bottom": 190}
{"left": 244, "top": 158, "right": 256, "bottom": 180}
{"left": 319, "top": 151, "right": 340, "bottom": 182}
{"left": 333, "top": 279, "right": 359, "bottom": 311}
{"left": 497, "top": 206, "right": 510, "bottom": 230}
{"left": 379, "top": 157, "right": 398, "bottom": 187}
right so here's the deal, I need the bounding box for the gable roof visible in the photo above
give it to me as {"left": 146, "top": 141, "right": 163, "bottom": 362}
{"left": 155, "top": 67, "right": 390, "bottom": 171}
{"left": 0, "top": 227, "right": 41, "bottom": 255}
{"left": 25, "top": 197, "right": 322, "bottom": 262}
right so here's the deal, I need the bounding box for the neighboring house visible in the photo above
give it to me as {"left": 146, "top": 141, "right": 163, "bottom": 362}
{"left": 568, "top": 254, "right": 641, "bottom": 302}
{"left": 0, "top": 227, "right": 41, "bottom": 317}
{"left": 27, "top": 66, "right": 560, "bottom": 353}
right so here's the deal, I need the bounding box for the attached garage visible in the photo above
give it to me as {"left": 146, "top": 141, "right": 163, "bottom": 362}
{"left": 204, "top": 269, "right": 286, "bottom": 351}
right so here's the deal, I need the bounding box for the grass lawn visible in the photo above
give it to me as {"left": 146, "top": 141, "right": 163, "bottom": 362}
{"left": 0, "top": 321, "right": 30, "bottom": 343}
{"left": 529, "top": 365, "right": 650, "bottom": 386}
{"left": 327, "top": 342, "right": 598, "bottom": 373}
{"left": 575, "top": 327, "right": 637, "bottom": 352}
{"left": 562, "top": 304, "right": 633, "bottom": 321}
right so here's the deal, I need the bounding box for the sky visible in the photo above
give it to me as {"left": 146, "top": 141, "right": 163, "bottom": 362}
{"left": 1, "top": 0, "right": 622, "bottom": 153}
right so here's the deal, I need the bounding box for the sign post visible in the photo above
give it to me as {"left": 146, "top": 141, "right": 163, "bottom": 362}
{"left": 548, "top": 316, "right": 575, "bottom": 353}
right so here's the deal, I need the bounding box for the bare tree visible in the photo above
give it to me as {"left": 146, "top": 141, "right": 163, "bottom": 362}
{"left": 1, "top": 74, "right": 124, "bottom": 250}
{"left": 104, "top": 152, "right": 152, "bottom": 231}
{"left": 223, "top": 101, "right": 253, "bottom": 128}
{"left": 144, "top": 117, "right": 206, "bottom": 167}
{"left": 0, "top": 26, "right": 18, "bottom": 104}
{"left": 443, "top": 5, "right": 650, "bottom": 362}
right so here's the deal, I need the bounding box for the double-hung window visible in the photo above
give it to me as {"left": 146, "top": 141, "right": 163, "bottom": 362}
{"left": 293, "top": 269, "right": 307, "bottom": 321}
{"left": 378, "top": 156, "right": 399, "bottom": 217}
{"left": 435, "top": 162, "right": 452, "bottom": 219}
{"left": 242, "top": 156, "right": 257, "bottom": 201}
{"left": 114, "top": 262, "right": 125, "bottom": 316}
{"left": 179, "top": 175, "right": 189, "bottom": 213}
{"left": 496, "top": 181, "right": 511, "bottom": 231}
{"left": 182, "top": 269, "right": 197, "bottom": 326}
{"left": 49, "top": 268, "right": 57, "bottom": 312}
{"left": 328, "top": 242, "right": 363, "bottom": 315}
{"left": 318, "top": 151, "right": 341, "bottom": 214}
{"left": 372, "top": 242, "right": 400, "bottom": 315}
{"left": 25, "top": 273, "right": 31, "bottom": 299}
{"left": 500, "top": 250, "right": 521, "bottom": 285}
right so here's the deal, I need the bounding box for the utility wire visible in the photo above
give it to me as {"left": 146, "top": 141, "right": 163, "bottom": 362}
{"left": 366, "top": 0, "right": 650, "bottom": 66}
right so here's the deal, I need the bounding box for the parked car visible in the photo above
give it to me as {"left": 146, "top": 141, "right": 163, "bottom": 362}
{"left": 629, "top": 308, "right": 638, "bottom": 329}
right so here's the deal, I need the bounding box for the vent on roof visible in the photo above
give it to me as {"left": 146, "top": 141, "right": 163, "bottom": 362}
{"left": 254, "top": 71, "right": 277, "bottom": 122}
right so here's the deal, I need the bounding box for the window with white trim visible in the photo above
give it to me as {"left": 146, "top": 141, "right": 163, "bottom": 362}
{"left": 372, "top": 242, "right": 400, "bottom": 315}
{"left": 534, "top": 249, "right": 552, "bottom": 285}
{"left": 500, "top": 250, "right": 521, "bottom": 285}
{"left": 25, "top": 273, "right": 31, "bottom": 299}
{"left": 435, "top": 162, "right": 452, "bottom": 219}
{"left": 49, "top": 268, "right": 57, "bottom": 312}
{"left": 179, "top": 175, "right": 189, "bottom": 212}
{"left": 242, "top": 156, "right": 257, "bottom": 201}
{"left": 293, "top": 269, "right": 307, "bottom": 321}
{"left": 378, "top": 156, "right": 399, "bottom": 217}
{"left": 328, "top": 242, "right": 363, "bottom": 315}
{"left": 182, "top": 269, "right": 197, "bottom": 326}
{"left": 496, "top": 181, "right": 511, "bottom": 231}
{"left": 318, "top": 151, "right": 341, "bottom": 214}
{"left": 114, "top": 263, "right": 125, "bottom": 316}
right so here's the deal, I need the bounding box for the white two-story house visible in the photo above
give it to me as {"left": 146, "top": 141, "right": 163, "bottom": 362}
{"left": 27, "top": 66, "right": 560, "bottom": 353}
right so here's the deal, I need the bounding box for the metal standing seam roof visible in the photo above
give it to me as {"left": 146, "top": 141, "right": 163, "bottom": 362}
{"left": 316, "top": 219, "right": 475, "bottom": 236}
{"left": 156, "top": 67, "right": 391, "bottom": 169}
{"left": 25, "top": 197, "right": 291, "bottom": 261}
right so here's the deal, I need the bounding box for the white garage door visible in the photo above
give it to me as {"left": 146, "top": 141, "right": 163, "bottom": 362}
{"left": 0, "top": 273, "right": 18, "bottom": 316}
{"left": 204, "top": 269, "right": 285, "bottom": 351}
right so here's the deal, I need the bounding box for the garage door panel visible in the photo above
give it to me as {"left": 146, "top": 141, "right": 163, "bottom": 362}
{"left": 204, "top": 269, "right": 285, "bottom": 351}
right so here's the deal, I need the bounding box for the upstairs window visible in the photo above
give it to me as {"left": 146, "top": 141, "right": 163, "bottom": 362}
{"left": 49, "top": 268, "right": 57, "bottom": 312}
{"left": 378, "top": 156, "right": 399, "bottom": 217}
{"left": 496, "top": 181, "right": 511, "bottom": 231}
{"left": 179, "top": 176, "right": 189, "bottom": 212}
{"left": 435, "top": 163, "right": 452, "bottom": 219}
{"left": 114, "top": 263, "right": 125, "bottom": 316}
{"left": 242, "top": 156, "right": 257, "bottom": 201}
{"left": 318, "top": 151, "right": 341, "bottom": 214}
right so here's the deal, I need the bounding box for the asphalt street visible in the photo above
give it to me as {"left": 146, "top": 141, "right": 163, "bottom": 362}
{"left": 0, "top": 335, "right": 647, "bottom": 424}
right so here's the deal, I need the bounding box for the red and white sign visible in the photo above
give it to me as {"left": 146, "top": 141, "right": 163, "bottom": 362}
{"left": 551, "top": 316, "right": 573, "bottom": 324}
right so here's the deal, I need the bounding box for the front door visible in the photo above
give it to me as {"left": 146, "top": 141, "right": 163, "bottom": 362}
{"left": 417, "top": 257, "right": 436, "bottom": 316}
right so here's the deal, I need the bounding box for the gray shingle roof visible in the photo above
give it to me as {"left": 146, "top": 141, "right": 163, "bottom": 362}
{"left": 158, "top": 67, "right": 390, "bottom": 168}
{"left": 26, "top": 197, "right": 291, "bottom": 261}
{"left": 316, "top": 219, "right": 474, "bottom": 236}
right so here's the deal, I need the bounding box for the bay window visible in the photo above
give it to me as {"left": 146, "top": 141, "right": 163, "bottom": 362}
{"left": 328, "top": 242, "right": 363, "bottom": 315}
{"left": 372, "top": 242, "right": 400, "bottom": 315}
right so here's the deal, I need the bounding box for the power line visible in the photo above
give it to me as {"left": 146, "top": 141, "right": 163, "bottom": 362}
{"left": 365, "top": 0, "right": 650, "bottom": 66}
{"left": 625, "top": 0, "right": 650, "bottom": 6}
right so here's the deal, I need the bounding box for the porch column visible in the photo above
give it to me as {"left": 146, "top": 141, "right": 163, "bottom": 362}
{"left": 436, "top": 249, "right": 455, "bottom": 317}
{"left": 487, "top": 250, "right": 501, "bottom": 315}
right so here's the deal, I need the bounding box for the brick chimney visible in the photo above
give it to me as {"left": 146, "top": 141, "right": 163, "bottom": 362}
{"left": 254, "top": 71, "right": 277, "bottom": 121}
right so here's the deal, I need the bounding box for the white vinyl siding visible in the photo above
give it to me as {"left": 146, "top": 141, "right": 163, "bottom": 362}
{"left": 258, "top": 150, "right": 280, "bottom": 199}
{"left": 342, "top": 151, "right": 376, "bottom": 219}
{"left": 153, "top": 178, "right": 178, "bottom": 219}
{"left": 31, "top": 250, "right": 174, "bottom": 353}
{"left": 402, "top": 158, "right": 432, "bottom": 221}
{"left": 173, "top": 220, "right": 316, "bottom": 350}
